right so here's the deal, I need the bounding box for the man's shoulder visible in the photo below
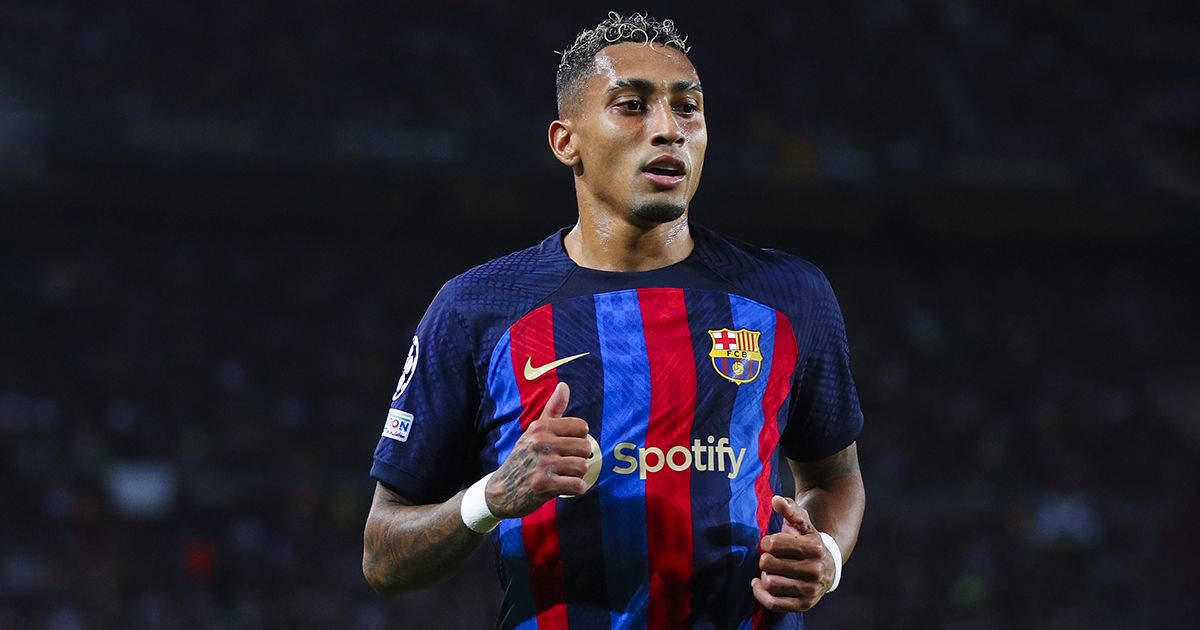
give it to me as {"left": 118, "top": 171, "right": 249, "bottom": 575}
{"left": 447, "top": 232, "right": 568, "bottom": 288}
{"left": 432, "top": 231, "right": 573, "bottom": 321}
{"left": 694, "top": 224, "right": 833, "bottom": 297}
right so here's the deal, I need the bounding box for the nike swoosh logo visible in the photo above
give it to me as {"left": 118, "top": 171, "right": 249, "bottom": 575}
{"left": 524, "top": 352, "right": 590, "bottom": 381}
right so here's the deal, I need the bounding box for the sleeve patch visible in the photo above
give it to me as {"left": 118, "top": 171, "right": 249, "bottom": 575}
{"left": 391, "top": 335, "right": 420, "bottom": 401}
{"left": 382, "top": 409, "right": 415, "bottom": 442}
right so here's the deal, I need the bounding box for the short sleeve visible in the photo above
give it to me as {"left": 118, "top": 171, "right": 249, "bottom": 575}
{"left": 370, "top": 281, "right": 480, "bottom": 503}
{"left": 780, "top": 270, "right": 864, "bottom": 462}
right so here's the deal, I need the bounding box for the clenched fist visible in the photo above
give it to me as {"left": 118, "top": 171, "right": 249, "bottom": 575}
{"left": 485, "top": 382, "right": 593, "bottom": 518}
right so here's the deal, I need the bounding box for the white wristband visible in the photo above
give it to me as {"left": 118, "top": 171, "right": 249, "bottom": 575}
{"left": 460, "top": 472, "right": 501, "bottom": 534}
{"left": 818, "top": 532, "right": 843, "bottom": 592}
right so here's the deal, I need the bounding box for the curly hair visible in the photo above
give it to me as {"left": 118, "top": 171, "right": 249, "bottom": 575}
{"left": 555, "top": 11, "right": 692, "bottom": 115}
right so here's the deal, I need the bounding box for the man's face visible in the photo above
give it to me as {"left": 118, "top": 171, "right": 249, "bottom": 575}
{"left": 567, "top": 42, "right": 707, "bottom": 225}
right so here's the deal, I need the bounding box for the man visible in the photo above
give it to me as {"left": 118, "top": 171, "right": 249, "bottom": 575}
{"left": 363, "top": 12, "right": 865, "bottom": 629}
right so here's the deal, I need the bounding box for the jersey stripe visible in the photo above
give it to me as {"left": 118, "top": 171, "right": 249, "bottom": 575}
{"left": 550, "top": 297, "right": 611, "bottom": 629}
{"left": 509, "top": 305, "right": 569, "bottom": 629}
{"left": 638, "top": 288, "right": 697, "bottom": 630}
{"left": 726, "top": 296, "right": 780, "bottom": 625}
{"left": 750, "top": 310, "right": 800, "bottom": 630}
{"left": 684, "top": 289, "right": 740, "bottom": 629}
{"left": 488, "top": 329, "right": 539, "bottom": 630}
{"left": 594, "top": 289, "right": 652, "bottom": 628}
{"left": 756, "top": 311, "right": 798, "bottom": 533}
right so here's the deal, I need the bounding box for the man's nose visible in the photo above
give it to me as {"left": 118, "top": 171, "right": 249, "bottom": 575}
{"left": 649, "top": 102, "right": 685, "bottom": 146}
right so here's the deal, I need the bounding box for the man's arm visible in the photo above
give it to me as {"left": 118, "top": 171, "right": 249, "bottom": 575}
{"left": 362, "top": 483, "right": 484, "bottom": 595}
{"left": 753, "top": 442, "right": 865, "bottom": 612}
{"left": 790, "top": 441, "right": 864, "bottom": 560}
{"left": 362, "top": 382, "right": 591, "bottom": 595}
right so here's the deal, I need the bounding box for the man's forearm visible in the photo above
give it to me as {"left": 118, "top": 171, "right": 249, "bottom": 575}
{"left": 795, "top": 470, "right": 864, "bottom": 561}
{"left": 790, "top": 443, "right": 865, "bottom": 562}
{"left": 362, "top": 485, "right": 486, "bottom": 594}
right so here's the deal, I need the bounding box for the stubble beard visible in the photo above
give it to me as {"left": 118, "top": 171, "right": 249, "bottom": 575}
{"left": 631, "top": 199, "right": 686, "bottom": 224}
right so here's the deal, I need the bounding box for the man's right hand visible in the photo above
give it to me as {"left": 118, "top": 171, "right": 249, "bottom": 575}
{"left": 485, "top": 382, "right": 592, "bottom": 518}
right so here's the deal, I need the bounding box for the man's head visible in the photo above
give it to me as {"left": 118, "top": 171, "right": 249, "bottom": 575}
{"left": 549, "top": 12, "right": 707, "bottom": 227}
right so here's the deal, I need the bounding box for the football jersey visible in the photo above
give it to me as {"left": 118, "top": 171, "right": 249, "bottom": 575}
{"left": 371, "top": 224, "right": 864, "bottom": 630}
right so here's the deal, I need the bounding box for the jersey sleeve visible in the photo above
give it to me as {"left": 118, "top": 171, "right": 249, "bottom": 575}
{"left": 780, "top": 269, "right": 864, "bottom": 462}
{"left": 370, "top": 281, "right": 480, "bottom": 504}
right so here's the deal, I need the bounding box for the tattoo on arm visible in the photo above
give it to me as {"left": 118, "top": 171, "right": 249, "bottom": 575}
{"left": 489, "top": 442, "right": 539, "bottom": 517}
{"left": 362, "top": 483, "right": 484, "bottom": 594}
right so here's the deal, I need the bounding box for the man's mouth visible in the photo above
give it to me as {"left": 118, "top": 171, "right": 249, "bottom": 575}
{"left": 642, "top": 155, "right": 687, "bottom": 188}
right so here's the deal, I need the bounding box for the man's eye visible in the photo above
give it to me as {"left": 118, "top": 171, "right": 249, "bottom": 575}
{"left": 676, "top": 103, "right": 699, "bottom": 114}
{"left": 618, "top": 100, "right": 643, "bottom": 112}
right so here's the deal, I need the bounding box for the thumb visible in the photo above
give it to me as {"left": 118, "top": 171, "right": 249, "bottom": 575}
{"left": 772, "top": 495, "right": 815, "bottom": 535}
{"left": 543, "top": 382, "right": 570, "bottom": 418}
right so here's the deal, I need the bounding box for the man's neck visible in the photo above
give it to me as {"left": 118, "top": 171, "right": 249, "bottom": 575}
{"left": 563, "top": 208, "right": 694, "bottom": 272}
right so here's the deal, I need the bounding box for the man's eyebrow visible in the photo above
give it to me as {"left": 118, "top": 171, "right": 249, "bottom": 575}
{"left": 607, "top": 78, "right": 703, "bottom": 93}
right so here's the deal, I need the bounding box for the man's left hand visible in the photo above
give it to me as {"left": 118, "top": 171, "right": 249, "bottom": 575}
{"left": 751, "top": 495, "right": 835, "bottom": 613}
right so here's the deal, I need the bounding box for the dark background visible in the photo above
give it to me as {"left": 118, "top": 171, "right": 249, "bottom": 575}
{"left": 2, "top": 1, "right": 1198, "bottom": 628}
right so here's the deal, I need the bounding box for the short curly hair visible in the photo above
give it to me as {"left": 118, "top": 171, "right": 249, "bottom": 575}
{"left": 555, "top": 11, "right": 692, "bottom": 115}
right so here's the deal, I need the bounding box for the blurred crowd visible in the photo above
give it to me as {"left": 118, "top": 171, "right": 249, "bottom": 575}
{"left": 1, "top": 226, "right": 1195, "bottom": 628}
{"left": 2, "top": 1, "right": 1196, "bottom": 173}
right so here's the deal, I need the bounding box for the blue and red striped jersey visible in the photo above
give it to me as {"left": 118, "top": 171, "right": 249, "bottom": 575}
{"left": 372, "top": 224, "right": 864, "bottom": 629}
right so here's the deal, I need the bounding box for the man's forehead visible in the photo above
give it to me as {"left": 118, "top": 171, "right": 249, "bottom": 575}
{"left": 589, "top": 42, "right": 700, "bottom": 89}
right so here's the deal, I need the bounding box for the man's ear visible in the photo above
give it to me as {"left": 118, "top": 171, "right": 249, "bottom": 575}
{"left": 548, "top": 119, "right": 580, "bottom": 169}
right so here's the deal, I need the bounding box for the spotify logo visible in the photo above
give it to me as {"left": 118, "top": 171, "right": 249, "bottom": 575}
{"left": 564, "top": 436, "right": 747, "bottom": 495}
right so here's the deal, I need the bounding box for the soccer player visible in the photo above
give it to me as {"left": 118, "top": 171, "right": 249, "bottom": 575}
{"left": 363, "top": 12, "right": 865, "bottom": 629}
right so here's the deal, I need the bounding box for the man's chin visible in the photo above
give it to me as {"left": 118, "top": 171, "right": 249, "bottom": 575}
{"left": 631, "top": 201, "right": 686, "bottom": 225}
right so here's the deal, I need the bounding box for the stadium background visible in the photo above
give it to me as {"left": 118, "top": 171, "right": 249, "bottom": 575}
{"left": 1, "top": 1, "right": 1197, "bottom": 628}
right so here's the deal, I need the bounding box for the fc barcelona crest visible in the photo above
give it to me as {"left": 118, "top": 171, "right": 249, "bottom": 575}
{"left": 708, "top": 328, "right": 763, "bottom": 385}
